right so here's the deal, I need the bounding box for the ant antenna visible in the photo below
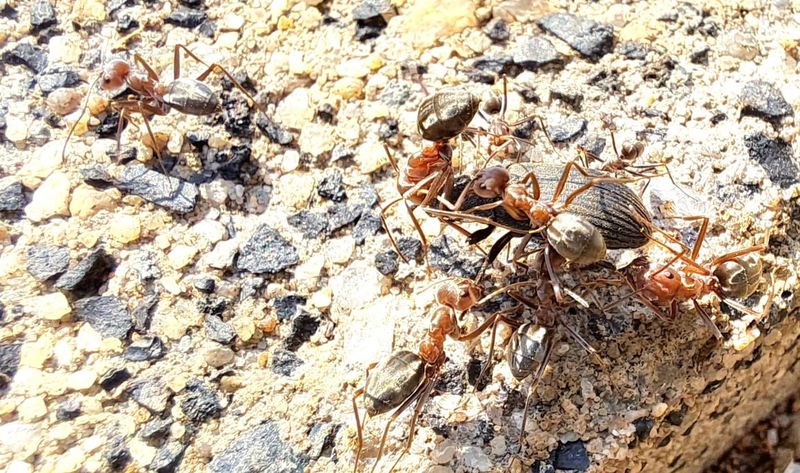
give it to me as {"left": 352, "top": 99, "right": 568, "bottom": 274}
{"left": 61, "top": 75, "right": 101, "bottom": 162}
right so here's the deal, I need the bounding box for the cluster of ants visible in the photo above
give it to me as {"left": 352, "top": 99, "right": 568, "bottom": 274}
{"left": 352, "top": 79, "right": 774, "bottom": 472}
{"left": 59, "top": 50, "right": 773, "bottom": 473}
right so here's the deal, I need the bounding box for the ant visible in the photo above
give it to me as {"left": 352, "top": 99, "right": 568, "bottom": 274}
{"left": 608, "top": 215, "right": 773, "bottom": 339}
{"left": 63, "top": 45, "right": 259, "bottom": 170}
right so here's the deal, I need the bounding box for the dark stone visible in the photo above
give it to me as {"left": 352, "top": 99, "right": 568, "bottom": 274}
{"left": 553, "top": 440, "right": 590, "bottom": 471}
{"left": 690, "top": 45, "right": 710, "bottom": 65}
{"left": 397, "top": 237, "right": 422, "bottom": 262}
{"left": 326, "top": 203, "right": 363, "bottom": 234}
{"left": 205, "top": 315, "right": 236, "bottom": 345}
{"left": 165, "top": 7, "right": 206, "bottom": 28}
{"left": 273, "top": 295, "right": 306, "bottom": 322}
{"left": 198, "top": 296, "right": 228, "bottom": 318}
{"left": 140, "top": 417, "right": 173, "bottom": 441}
{"left": 38, "top": 63, "right": 81, "bottom": 94}
{"left": 355, "top": 16, "right": 387, "bottom": 41}
{"left": 255, "top": 115, "right": 293, "bottom": 145}
{"left": 467, "top": 357, "right": 490, "bottom": 391}
{"left": 74, "top": 296, "right": 132, "bottom": 339}
{"left": 197, "top": 20, "right": 216, "bottom": 38}
{"left": 123, "top": 336, "right": 166, "bottom": 362}
{"left": 105, "top": 437, "right": 131, "bottom": 470}
{"left": 128, "top": 379, "right": 172, "bottom": 413}
{"left": 476, "top": 419, "right": 494, "bottom": 445}
{"left": 617, "top": 42, "right": 650, "bottom": 60}
{"left": 283, "top": 310, "right": 320, "bottom": 351}
{"left": 316, "top": 103, "right": 336, "bottom": 124}
{"left": 317, "top": 170, "right": 347, "bottom": 202}
{"left": 378, "top": 118, "right": 399, "bottom": 139}
{"left": 152, "top": 443, "right": 187, "bottom": 473}
{"left": 744, "top": 133, "right": 798, "bottom": 188}
{"left": 287, "top": 210, "right": 327, "bottom": 239}
{"left": 236, "top": 224, "right": 299, "bottom": 274}
{"left": 30, "top": 0, "right": 57, "bottom": 30}
{"left": 465, "top": 68, "right": 493, "bottom": 83}
{"left": 116, "top": 13, "right": 139, "bottom": 33}
{"left": 3, "top": 43, "right": 48, "bottom": 74}
{"left": 547, "top": 115, "right": 587, "bottom": 143}
{"left": 434, "top": 361, "right": 466, "bottom": 395}
{"left": 429, "top": 235, "right": 482, "bottom": 279}
{"left": 26, "top": 245, "right": 70, "bottom": 281}
{"left": 271, "top": 349, "right": 304, "bottom": 376}
{"left": 81, "top": 166, "right": 115, "bottom": 189}
{"left": 99, "top": 367, "right": 131, "bottom": 391}
{"left": 374, "top": 250, "right": 399, "bottom": 275}
{"left": 472, "top": 55, "right": 514, "bottom": 75}
{"left": 485, "top": 18, "right": 510, "bottom": 42}
{"left": 519, "top": 88, "right": 540, "bottom": 103}
{"left": 354, "top": 183, "right": 378, "bottom": 208}
{"left": 537, "top": 12, "right": 614, "bottom": 60}
{"left": 307, "top": 422, "right": 338, "bottom": 459}
{"left": 0, "top": 180, "right": 26, "bottom": 211}
{"left": 740, "top": 81, "right": 794, "bottom": 121}
{"left": 192, "top": 277, "right": 214, "bottom": 294}
{"left": 179, "top": 0, "right": 202, "bottom": 6}
{"left": 216, "top": 144, "right": 253, "bottom": 180}
{"left": 56, "top": 398, "right": 81, "bottom": 420}
{"left": 95, "top": 110, "right": 124, "bottom": 138}
{"left": 666, "top": 404, "right": 687, "bottom": 425}
{"left": 0, "top": 343, "right": 22, "bottom": 386}
{"left": 115, "top": 163, "right": 199, "bottom": 214}
{"left": 222, "top": 95, "right": 252, "bottom": 138}
{"left": 550, "top": 84, "right": 583, "bottom": 110}
{"left": 180, "top": 379, "right": 222, "bottom": 422}
{"left": 379, "top": 80, "right": 412, "bottom": 107}
{"left": 513, "top": 36, "right": 561, "bottom": 70}
{"left": 532, "top": 461, "right": 556, "bottom": 473}
{"left": 633, "top": 417, "right": 654, "bottom": 441}
{"left": 208, "top": 421, "right": 307, "bottom": 473}
{"left": 55, "top": 248, "right": 115, "bottom": 298}
{"left": 577, "top": 136, "right": 606, "bottom": 158}
{"left": 710, "top": 112, "right": 727, "bottom": 125}
{"left": 352, "top": 210, "right": 381, "bottom": 245}
{"left": 352, "top": 0, "right": 391, "bottom": 20}
{"left": 132, "top": 294, "right": 159, "bottom": 332}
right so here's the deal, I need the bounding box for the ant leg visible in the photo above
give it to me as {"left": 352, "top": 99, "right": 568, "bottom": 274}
{"left": 556, "top": 314, "right": 607, "bottom": 368}
{"left": 543, "top": 246, "right": 565, "bottom": 304}
{"left": 517, "top": 335, "right": 554, "bottom": 452}
{"left": 384, "top": 378, "right": 436, "bottom": 473}
{"left": 174, "top": 45, "right": 259, "bottom": 109}
{"left": 132, "top": 53, "right": 159, "bottom": 81}
{"left": 691, "top": 299, "right": 723, "bottom": 340}
{"left": 518, "top": 171, "right": 542, "bottom": 200}
{"left": 62, "top": 76, "right": 102, "bottom": 162}
{"left": 371, "top": 374, "right": 434, "bottom": 473}
{"left": 383, "top": 144, "right": 401, "bottom": 174}
{"left": 707, "top": 244, "right": 766, "bottom": 269}
{"left": 379, "top": 196, "right": 409, "bottom": 263}
{"left": 353, "top": 361, "right": 378, "bottom": 473}
{"left": 668, "top": 215, "right": 709, "bottom": 261}
{"left": 500, "top": 75, "right": 508, "bottom": 119}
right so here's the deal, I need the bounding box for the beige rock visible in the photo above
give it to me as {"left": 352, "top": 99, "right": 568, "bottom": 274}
{"left": 50, "top": 423, "right": 75, "bottom": 441}
{"left": 275, "top": 173, "right": 315, "bottom": 210}
{"left": 0, "top": 422, "right": 42, "bottom": 460}
{"left": 26, "top": 292, "right": 72, "bottom": 321}
{"left": 109, "top": 215, "right": 142, "bottom": 244}
{"left": 275, "top": 88, "right": 314, "bottom": 130}
{"left": 355, "top": 139, "right": 389, "bottom": 173}
{"left": 202, "top": 342, "right": 235, "bottom": 367}
{"left": 167, "top": 245, "right": 199, "bottom": 269}
{"left": 230, "top": 315, "right": 256, "bottom": 342}
{"left": 68, "top": 370, "right": 98, "bottom": 391}
{"left": 25, "top": 171, "right": 71, "bottom": 222}
{"left": 4, "top": 461, "right": 34, "bottom": 473}
{"left": 5, "top": 117, "right": 28, "bottom": 143}
{"left": 398, "top": 0, "right": 479, "bottom": 48}
{"left": 20, "top": 140, "right": 65, "bottom": 185}
{"left": 46, "top": 88, "right": 82, "bottom": 115}
{"left": 336, "top": 58, "right": 371, "bottom": 78}
{"left": 325, "top": 236, "right": 355, "bottom": 266}
{"left": 48, "top": 35, "right": 82, "bottom": 63}
{"left": 281, "top": 150, "right": 301, "bottom": 172}
{"left": 70, "top": 0, "right": 107, "bottom": 22}
{"left": 17, "top": 396, "right": 47, "bottom": 422}
{"left": 76, "top": 323, "right": 104, "bottom": 353}
{"left": 298, "top": 123, "right": 337, "bottom": 157}
{"left": 20, "top": 336, "right": 54, "bottom": 369}
{"left": 331, "top": 77, "right": 364, "bottom": 100}
{"left": 69, "top": 184, "right": 119, "bottom": 219}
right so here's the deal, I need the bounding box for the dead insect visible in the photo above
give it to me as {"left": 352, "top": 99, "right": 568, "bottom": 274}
{"left": 63, "top": 45, "right": 258, "bottom": 166}
{"left": 476, "top": 76, "right": 543, "bottom": 162}
{"left": 417, "top": 88, "right": 481, "bottom": 142}
{"left": 427, "top": 162, "right": 647, "bottom": 303}
{"left": 611, "top": 216, "right": 772, "bottom": 339}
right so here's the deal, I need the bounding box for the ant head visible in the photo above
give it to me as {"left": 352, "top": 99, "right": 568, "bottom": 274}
{"left": 100, "top": 59, "right": 131, "bottom": 91}
{"left": 473, "top": 166, "right": 510, "bottom": 198}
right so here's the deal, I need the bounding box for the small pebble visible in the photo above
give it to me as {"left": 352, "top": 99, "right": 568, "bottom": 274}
{"left": 73, "top": 296, "right": 132, "bottom": 339}
{"left": 374, "top": 250, "right": 399, "bottom": 275}
{"left": 537, "top": 13, "right": 614, "bottom": 60}
{"left": 271, "top": 349, "right": 304, "bottom": 376}
{"left": 180, "top": 379, "right": 222, "bottom": 422}
{"left": 26, "top": 245, "right": 70, "bottom": 281}
{"left": 55, "top": 248, "right": 115, "bottom": 298}
{"left": 165, "top": 7, "right": 206, "bottom": 28}
{"left": 30, "top": 0, "right": 57, "bottom": 30}
{"left": 208, "top": 422, "right": 307, "bottom": 472}
{"left": 99, "top": 367, "right": 131, "bottom": 391}
{"left": 236, "top": 225, "right": 299, "bottom": 274}
{"left": 0, "top": 180, "right": 27, "bottom": 211}
{"left": 3, "top": 43, "right": 49, "bottom": 74}
{"left": 26, "top": 292, "right": 72, "bottom": 320}
{"left": 740, "top": 80, "right": 794, "bottom": 121}
{"left": 485, "top": 18, "right": 510, "bottom": 42}
{"left": 513, "top": 36, "right": 561, "bottom": 71}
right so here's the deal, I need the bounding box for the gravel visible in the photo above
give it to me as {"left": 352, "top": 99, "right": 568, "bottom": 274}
{"left": 26, "top": 245, "right": 70, "bottom": 281}
{"left": 115, "top": 164, "right": 199, "bottom": 214}
{"left": 235, "top": 224, "right": 299, "bottom": 274}
{"left": 208, "top": 422, "right": 307, "bottom": 473}
{"left": 73, "top": 296, "right": 132, "bottom": 339}
{"left": 537, "top": 13, "right": 615, "bottom": 60}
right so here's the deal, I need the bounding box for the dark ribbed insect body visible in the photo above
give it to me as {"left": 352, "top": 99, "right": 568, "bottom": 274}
{"left": 364, "top": 350, "right": 425, "bottom": 416}
{"left": 163, "top": 78, "right": 220, "bottom": 116}
{"left": 417, "top": 89, "right": 480, "bottom": 142}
